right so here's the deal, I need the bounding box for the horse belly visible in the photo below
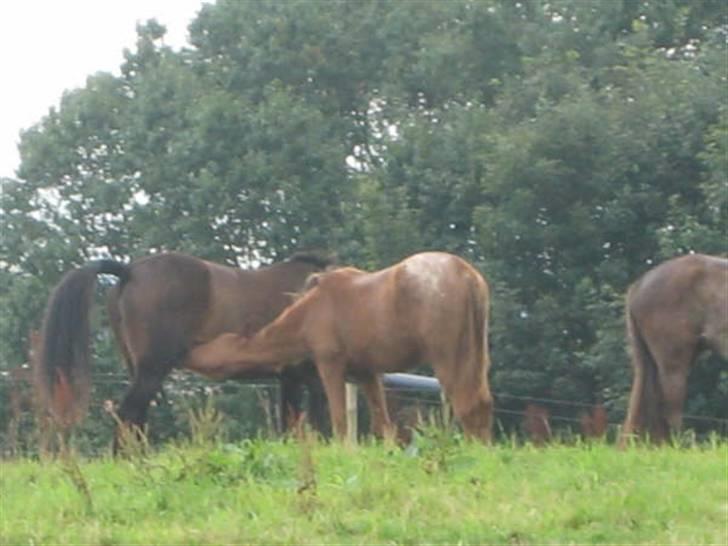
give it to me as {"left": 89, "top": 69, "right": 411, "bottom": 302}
{"left": 346, "top": 336, "right": 422, "bottom": 374}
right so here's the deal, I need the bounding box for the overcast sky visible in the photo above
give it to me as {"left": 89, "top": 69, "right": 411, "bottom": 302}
{"left": 0, "top": 0, "right": 207, "bottom": 179}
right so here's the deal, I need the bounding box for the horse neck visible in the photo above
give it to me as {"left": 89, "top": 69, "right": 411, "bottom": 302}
{"left": 246, "top": 296, "right": 312, "bottom": 365}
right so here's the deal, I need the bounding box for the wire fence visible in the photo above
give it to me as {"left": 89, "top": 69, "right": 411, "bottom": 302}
{"left": 3, "top": 369, "right": 727, "bottom": 426}
{"left": 1, "top": 370, "right": 726, "bottom": 457}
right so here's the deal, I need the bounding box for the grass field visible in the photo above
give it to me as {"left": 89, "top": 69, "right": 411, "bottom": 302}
{"left": 1, "top": 430, "right": 726, "bottom": 545}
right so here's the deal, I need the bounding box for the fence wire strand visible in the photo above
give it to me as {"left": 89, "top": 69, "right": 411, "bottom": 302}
{"left": 1, "top": 371, "right": 726, "bottom": 435}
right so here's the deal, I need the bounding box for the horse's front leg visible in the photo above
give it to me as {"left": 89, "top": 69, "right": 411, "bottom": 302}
{"left": 359, "top": 373, "right": 394, "bottom": 439}
{"left": 314, "top": 356, "right": 347, "bottom": 439}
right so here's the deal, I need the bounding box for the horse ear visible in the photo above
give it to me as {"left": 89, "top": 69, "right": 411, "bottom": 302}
{"left": 303, "top": 273, "right": 321, "bottom": 291}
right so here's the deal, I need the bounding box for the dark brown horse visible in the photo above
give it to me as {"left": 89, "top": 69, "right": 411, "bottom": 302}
{"left": 36, "top": 251, "right": 332, "bottom": 441}
{"left": 184, "top": 252, "right": 494, "bottom": 442}
{"left": 622, "top": 253, "right": 727, "bottom": 442}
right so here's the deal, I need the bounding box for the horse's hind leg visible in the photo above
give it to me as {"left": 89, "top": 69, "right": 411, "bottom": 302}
{"left": 651, "top": 340, "right": 696, "bottom": 441}
{"left": 656, "top": 363, "right": 690, "bottom": 439}
{"left": 115, "top": 358, "right": 173, "bottom": 451}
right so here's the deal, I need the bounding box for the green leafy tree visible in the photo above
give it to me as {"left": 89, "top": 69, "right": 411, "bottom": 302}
{"left": 1, "top": 1, "right": 725, "bottom": 447}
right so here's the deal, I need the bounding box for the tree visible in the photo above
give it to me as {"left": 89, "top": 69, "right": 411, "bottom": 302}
{"left": 1, "top": 1, "right": 725, "bottom": 446}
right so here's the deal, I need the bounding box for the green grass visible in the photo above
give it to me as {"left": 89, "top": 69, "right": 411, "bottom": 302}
{"left": 1, "top": 433, "right": 726, "bottom": 545}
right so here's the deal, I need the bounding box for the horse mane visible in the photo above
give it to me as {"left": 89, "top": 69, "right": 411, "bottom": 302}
{"left": 286, "top": 272, "right": 323, "bottom": 302}
{"left": 286, "top": 251, "right": 336, "bottom": 270}
{"left": 290, "top": 266, "right": 365, "bottom": 302}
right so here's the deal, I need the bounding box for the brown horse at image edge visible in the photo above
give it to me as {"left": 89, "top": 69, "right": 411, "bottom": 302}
{"left": 185, "top": 251, "right": 494, "bottom": 442}
{"left": 35, "top": 251, "right": 332, "bottom": 444}
{"left": 622, "top": 253, "right": 727, "bottom": 443}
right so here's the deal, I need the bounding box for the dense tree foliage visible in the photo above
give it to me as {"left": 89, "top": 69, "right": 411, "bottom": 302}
{"left": 1, "top": 0, "right": 725, "bottom": 445}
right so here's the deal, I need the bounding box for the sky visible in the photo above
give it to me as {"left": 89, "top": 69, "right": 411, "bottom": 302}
{"left": 0, "top": 0, "right": 207, "bottom": 180}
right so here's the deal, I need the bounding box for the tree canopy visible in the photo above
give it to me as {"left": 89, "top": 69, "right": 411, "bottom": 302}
{"left": 1, "top": 0, "right": 726, "bottom": 441}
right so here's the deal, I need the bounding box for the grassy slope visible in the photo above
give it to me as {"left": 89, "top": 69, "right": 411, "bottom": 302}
{"left": 1, "top": 436, "right": 726, "bottom": 545}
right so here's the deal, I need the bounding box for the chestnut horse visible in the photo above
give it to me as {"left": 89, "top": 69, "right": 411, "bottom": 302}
{"left": 622, "top": 253, "right": 727, "bottom": 442}
{"left": 36, "top": 251, "right": 331, "bottom": 442}
{"left": 184, "top": 252, "right": 494, "bottom": 442}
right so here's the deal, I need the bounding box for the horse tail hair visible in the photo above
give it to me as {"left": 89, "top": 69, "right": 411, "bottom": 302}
{"left": 36, "top": 259, "right": 128, "bottom": 427}
{"left": 457, "top": 272, "right": 491, "bottom": 392}
{"left": 460, "top": 270, "right": 494, "bottom": 441}
{"left": 471, "top": 276, "right": 490, "bottom": 373}
{"left": 468, "top": 273, "right": 490, "bottom": 373}
{"left": 624, "top": 288, "right": 664, "bottom": 440}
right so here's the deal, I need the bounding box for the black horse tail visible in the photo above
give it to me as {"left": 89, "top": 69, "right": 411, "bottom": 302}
{"left": 36, "top": 259, "right": 128, "bottom": 426}
{"left": 623, "top": 297, "right": 666, "bottom": 442}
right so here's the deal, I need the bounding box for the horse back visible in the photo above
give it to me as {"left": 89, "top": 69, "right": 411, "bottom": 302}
{"left": 396, "top": 252, "right": 487, "bottom": 315}
{"left": 630, "top": 254, "right": 725, "bottom": 306}
{"left": 199, "top": 259, "right": 319, "bottom": 340}
{"left": 309, "top": 253, "right": 488, "bottom": 369}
